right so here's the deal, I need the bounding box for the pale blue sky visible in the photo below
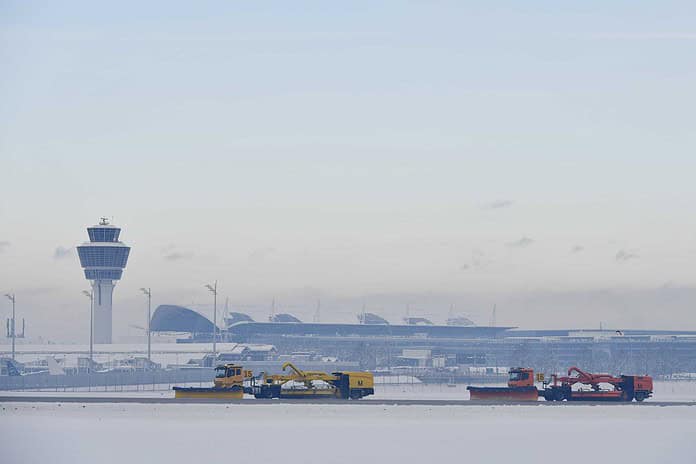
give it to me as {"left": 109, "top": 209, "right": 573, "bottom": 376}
{"left": 1, "top": 1, "right": 695, "bottom": 341}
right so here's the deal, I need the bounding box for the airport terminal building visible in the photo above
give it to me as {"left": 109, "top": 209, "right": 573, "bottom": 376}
{"left": 150, "top": 305, "right": 696, "bottom": 377}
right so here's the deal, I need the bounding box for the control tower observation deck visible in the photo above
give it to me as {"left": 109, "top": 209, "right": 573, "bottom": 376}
{"left": 77, "top": 218, "right": 131, "bottom": 344}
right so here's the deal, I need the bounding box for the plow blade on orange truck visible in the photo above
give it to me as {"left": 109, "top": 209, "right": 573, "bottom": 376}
{"left": 467, "top": 386, "right": 539, "bottom": 401}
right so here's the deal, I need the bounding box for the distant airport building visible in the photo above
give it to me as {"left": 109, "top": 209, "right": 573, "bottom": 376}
{"left": 271, "top": 313, "right": 302, "bottom": 323}
{"left": 357, "top": 312, "right": 389, "bottom": 325}
{"left": 77, "top": 218, "right": 131, "bottom": 344}
{"left": 150, "top": 304, "right": 696, "bottom": 375}
{"left": 150, "top": 305, "right": 215, "bottom": 335}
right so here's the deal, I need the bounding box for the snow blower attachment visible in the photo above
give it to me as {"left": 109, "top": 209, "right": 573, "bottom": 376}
{"left": 539, "top": 366, "right": 653, "bottom": 402}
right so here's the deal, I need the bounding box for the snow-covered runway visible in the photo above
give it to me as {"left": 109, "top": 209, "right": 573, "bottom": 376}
{"left": 1, "top": 401, "right": 694, "bottom": 464}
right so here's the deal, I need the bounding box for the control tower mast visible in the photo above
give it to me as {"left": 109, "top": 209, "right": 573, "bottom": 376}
{"left": 77, "top": 218, "right": 131, "bottom": 344}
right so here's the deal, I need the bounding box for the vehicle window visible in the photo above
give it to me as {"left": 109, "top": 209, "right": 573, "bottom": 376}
{"left": 215, "top": 368, "right": 227, "bottom": 378}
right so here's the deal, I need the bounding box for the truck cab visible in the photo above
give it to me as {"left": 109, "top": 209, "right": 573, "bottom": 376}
{"left": 508, "top": 368, "right": 535, "bottom": 388}
{"left": 622, "top": 375, "right": 653, "bottom": 402}
{"left": 213, "top": 364, "right": 247, "bottom": 389}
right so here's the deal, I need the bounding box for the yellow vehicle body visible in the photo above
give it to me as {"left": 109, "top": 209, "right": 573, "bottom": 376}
{"left": 251, "top": 362, "right": 375, "bottom": 399}
{"left": 342, "top": 371, "right": 374, "bottom": 391}
{"left": 279, "top": 388, "right": 339, "bottom": 398}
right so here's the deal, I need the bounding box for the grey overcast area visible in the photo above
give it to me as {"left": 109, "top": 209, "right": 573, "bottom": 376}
{"left": 1, "top": 2, "right": 696, "bottom": 463}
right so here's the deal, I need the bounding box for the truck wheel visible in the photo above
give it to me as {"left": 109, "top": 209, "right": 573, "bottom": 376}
{"left": 350, "top": 390, "right": 362, "bottom": 400}
{"left": 634, "top": 392, "right": 646, "bottom": 402}
{"left": 257, "top": 389, "right": 273, "bottom": 399}
{"left": 554, "top": 390, "right": 565, "bottom": 402}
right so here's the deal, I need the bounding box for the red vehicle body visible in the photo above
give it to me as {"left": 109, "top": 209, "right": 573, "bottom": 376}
{"left": 540, "top": 366, "right": 653, "bottom": 402}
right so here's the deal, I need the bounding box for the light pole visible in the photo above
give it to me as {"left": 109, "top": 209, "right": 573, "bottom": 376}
{"left": 82, "top": 290, "right": 93, "bottom": 370}
{"left": 140, "top": 287, "right": 152, "bottom": 364}
{"left": 204, "top": 281, "right": 217, "bottom": 364}
{"left": 4, "top": 293, "right": 16, "bottom": 360}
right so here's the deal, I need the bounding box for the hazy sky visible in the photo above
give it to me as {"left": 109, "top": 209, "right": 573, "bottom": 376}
{"left": 1, "top": 1, "right": 696, "bottom": 341}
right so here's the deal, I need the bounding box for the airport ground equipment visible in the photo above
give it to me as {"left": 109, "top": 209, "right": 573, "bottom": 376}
{"left": 172, "top": 362, "right": 373, "bottom": 400}
{"left": 467, "top": 366, "right": 653, "bottom": 402}
{"left": 466, "top": 367, "right": 540, "bottom": 401}
{"left": 540, "top": 366, "right": 653, "bottom": 402}
{"left": 173, "top": 363, "right": 251, "bottom": 399}
{"left": 250, "top": 362, "right": 374, "bottom": 399}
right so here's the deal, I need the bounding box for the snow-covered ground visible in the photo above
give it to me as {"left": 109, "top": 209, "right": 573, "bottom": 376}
{"left": 652, "top": 380, "right": 696, "bottom": 401}
{"left": 1, "top": 401, "right": 694, "bottom": 464}
{"left": 1, "top": 382, "right": 694, "bottom": 463}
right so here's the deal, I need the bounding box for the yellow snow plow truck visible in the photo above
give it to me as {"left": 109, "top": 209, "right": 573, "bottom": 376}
{"left": 249, "top": 362, "right": 375, "bottom": 399}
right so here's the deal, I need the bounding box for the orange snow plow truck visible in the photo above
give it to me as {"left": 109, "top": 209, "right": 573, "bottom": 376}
{"left": 467, "top": 368, "right": 539, "bottom": 401}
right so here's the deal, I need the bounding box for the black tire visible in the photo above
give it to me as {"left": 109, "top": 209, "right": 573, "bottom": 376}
{"left": 634, "top": 392, "right": 646, "bottom": 402}
{"left": 255, "top": 387, "right": 273, "bottom": 399}
{"left": 350, "top": 390, "right": 362, "bottom": 400}
{"left": 554, "top": 390, "right": 565, "bottom": 402}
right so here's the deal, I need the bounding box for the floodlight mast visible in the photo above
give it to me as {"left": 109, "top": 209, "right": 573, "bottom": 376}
{"left": 4, "top": 293, "right": 16, "bottom": 360}
{"left": 81, "top": 290, "right": 93, "bottom": 369}
{"left": 205, "top": 281, "right": 218, "bottom": 363}
{"left": 140, "top": 288, "right": 152, "bottom": 364}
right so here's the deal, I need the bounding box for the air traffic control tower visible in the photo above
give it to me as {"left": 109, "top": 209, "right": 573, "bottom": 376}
{"left": 77, "top": 218, "right": 131, "bottom": 344}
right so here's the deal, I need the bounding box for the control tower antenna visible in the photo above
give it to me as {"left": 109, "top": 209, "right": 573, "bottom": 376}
{"left": 313, "top": 299, "right": 321, "bottom": 323}
{"left": 77, "top": 218, "right": 131, "bottom": 344}
{"left": 269, "top": 297, "right": 276, "bottom": 322}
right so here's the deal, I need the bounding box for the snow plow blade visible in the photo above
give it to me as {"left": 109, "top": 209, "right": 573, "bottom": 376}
{"left": 173, "top": 385, "right": 244, "bottom": 399}
{"left": 466, "top": 386, "right": 540, "bottom": 402}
